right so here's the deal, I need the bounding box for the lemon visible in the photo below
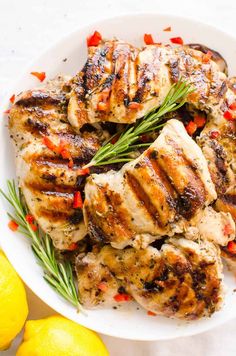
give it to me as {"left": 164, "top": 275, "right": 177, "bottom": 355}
{"left": 16, "top": 315, "right": 109, "bottom": 356}
{"left": 0, "top": 250, "right": 28, "bottom": 350}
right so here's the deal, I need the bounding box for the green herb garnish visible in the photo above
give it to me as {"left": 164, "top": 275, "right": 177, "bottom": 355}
{"left": 0, "top": 180, "right": 82, "bottom": 311}
{"left": 85, "top": 80, "right": 193, "bottom": 168}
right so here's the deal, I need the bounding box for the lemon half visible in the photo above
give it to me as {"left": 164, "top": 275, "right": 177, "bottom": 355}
{"left": 16, "top": 315, "right": 109, "bottom": 356}
{"left": 0, "top": 250, "right": 28, "bottom": 350}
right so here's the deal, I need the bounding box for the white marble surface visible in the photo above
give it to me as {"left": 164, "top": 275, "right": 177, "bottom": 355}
{"left": 1, "top": 0, "right": 236, "bottom": 355}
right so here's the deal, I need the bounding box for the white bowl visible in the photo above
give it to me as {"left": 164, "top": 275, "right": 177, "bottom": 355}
{"left": 1, "top": 13, "right": 236, "bottom": 341}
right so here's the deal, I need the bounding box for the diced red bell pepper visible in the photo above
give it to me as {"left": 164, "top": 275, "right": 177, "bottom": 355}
{"left": 170, "top": 37, "right": 184, "bottom": 45}
{"left": 224, "top": 110, "right": 234, "bottom": 120}
{"left": 30, "top": 223, "right": 38, "bottom": 232}
{"left": 31, "top": 71, "right": 46, "bottom": 82}
{"left": 144, "top": 34, "right": 155, "bottom": 45}
{"left": 210, "top": 131, "right": 220, "bottom": 139}
{"left": 25, "top": 214, "right": 34, "bottom": 224}
{"left": 9, "top": 94, "right": 15, "bottom": 104}
{"left": 113, "top": 293, "right": 132, "bottom": 302}
{"left": 229, "top": 102, "right": 236, "bottom": 110}
{"left": 42, "top": 136, "right": 58, "bottom": 153}
{"left": 147, "top": 311, "right": 157, "bottom": 316}
{"left": 77, "top": 167, "right": 90, "bottom": 176}
{"left": 185, "top": 121, "right": 197, "bottom": 135}
{"left": 87, "top": 31, "right": 102, "bottom": 47}
{"left": 67, "top": 242, "right": 78, "bottom": 251}
{"left": 8, "top": 220, "right": 19, "bottom": 231}
{"left": 194, "top": 115, "right": 206, "bottom": 128}
{"left": 73, "top": 191, "right": 83, "bottom": 209}
{"left": 227, "top": 241, "right": 236, "bottom": 254}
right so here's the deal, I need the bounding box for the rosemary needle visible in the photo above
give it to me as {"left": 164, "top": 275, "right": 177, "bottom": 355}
{"left": 0, "top": 180, "right": 83, "bottom": 311}
{"left": 85, "top": 80, "right": 194, "bottom": 168}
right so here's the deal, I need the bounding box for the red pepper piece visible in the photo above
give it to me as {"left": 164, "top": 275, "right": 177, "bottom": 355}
{"left": 87, "top": 31, "right": 102, "bottom": 47}
{"left": 8, "top": 220, "right": 19, "bottom": 231}
{"left": 30, "top": 223, "right": 38, "bottom": 232}
{"left": 42, "top": 136, "right": 58, "bottom": 153}
{"left": 25, "top": 214, "right": 34, "bottom": 224}
{"left": 73, "top": 191, "right": 83, "bottom": 209}
{"left": 77, "top": 167, "right": 90, "bottom": 176}
{"left": 144, "top": 34, "right": 155, "bottom": 45}
{"left": 227, "top": 241, "right": 236, "bottom": 254}
{"left": 210, "top": 131, "right": 220, "bottom": 139}
{"left": 229, "top": 102, "right": 236, "bottom": 110}
{"left": 3, "top": 109, "right": 11, "bottom": 114}
{"left": 113, "top": 293, "right": 132, "bottom": 302}
{"left": 9, "top": 94, "right": 15, "bottom": 104}
{"left": 224, "top": 110, "right": 234, "bottom": 120}
{"left": 31, "top": 71, "right": 46, "bottom": 82}
{"left": 194, "top": 115, "right": 206, "bottom": 128}
{"left": 185, "top": 121, "right": 197, "bottom": 135}
{"left": 170, "top": 37, "right": 184, "bottom": 45}
{"left": 67, "top": 242, "right": 78, "bottom": 251}
{"left": 147, "top": 311, "right": 157, "bottom": 316}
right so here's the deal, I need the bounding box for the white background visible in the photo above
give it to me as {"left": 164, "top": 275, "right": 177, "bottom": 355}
{"left": 1, "top": 0, "right": 236, "bottom": 355}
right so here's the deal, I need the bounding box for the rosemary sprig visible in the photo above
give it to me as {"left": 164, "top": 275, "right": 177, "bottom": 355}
{"left": 85, "top": 80, "right": 194, "bottom": 168}
{"left": 0, "top": 180, "right": 82, "bottom": 311}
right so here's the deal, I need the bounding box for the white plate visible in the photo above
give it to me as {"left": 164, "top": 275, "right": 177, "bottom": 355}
{"left": 1, "top": 13, "right": 236, "bottom": 341}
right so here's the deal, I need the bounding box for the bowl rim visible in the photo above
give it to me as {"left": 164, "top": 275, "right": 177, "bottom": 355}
{"left": 1, "top": 12, "right": 236, "bottom": 341}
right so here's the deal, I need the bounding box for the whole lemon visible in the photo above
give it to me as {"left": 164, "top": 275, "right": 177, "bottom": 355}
{"left": 0, "top": 250, "right": 28, "bottom": 350}
{"left": 16, "top": 315, "right": 109, "bottom": 356}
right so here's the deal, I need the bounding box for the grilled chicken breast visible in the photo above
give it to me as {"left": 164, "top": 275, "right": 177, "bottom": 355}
{"left": 9, "top": 77, "right": 100, "bottom": 249}
{"left": 76, "top": 238, "right": 223, "bottom": 320}
{"left": 83, "top": 119, "right": 225, "bottom": 248}
{"left": 68, "top": 41, "right": 233, "bottom": 131}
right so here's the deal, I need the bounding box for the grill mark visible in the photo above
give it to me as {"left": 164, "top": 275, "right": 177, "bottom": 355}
{"left": 26, "top": 181, "right": 76, "bottom": 195}
{"left": 219, "top": 193, "right": 236, "bottom": 206}
{"left": 35, "top": 157, "right": 73, "bottom": 168}
{"left": 86, "top": 208, "right": 110, "bottom": 243}
{"left": 216, "top": 194, "right": 236, "bottom": 220}
{"left": 16, "top": 91, "right": 65, "bottom": 107}
{"left": 83, "top": 45, "right": 109, "bottom": 94}
{"left": 211, "top": 141, "right": 228, "bottom": 175}
{"left": 37, "top": 208, "right": 72, "bottom": 222}
{"left": 133, "top": 64, "right": 150, "bottom": 103}
{"left": 158, "top": 139, "right": 206, "bottom": 219}
{"left": 102, "top": 187, "right": 133, "bottom": 238}
{"left": 125, "top": 171, "right": 162, "bottom": 227}
{"left": 26, "top": 118, "right": 48, "bottom": 134}
{"left": 145, "top": 151, "right": 178, "bottom": 210}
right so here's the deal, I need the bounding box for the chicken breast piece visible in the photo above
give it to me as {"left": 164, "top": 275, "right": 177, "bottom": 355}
{"left": 84, "top": 119, "right": 217, "bottom": 249}
{"left": 76, "top": 238, "right": 223, "bottom": 320}
{"left": 68, "top": 41, "right": 233, "bottom": 132}
{"left": 185, "top": 207, "right": 235, "bottom": 246}
{"left": 9, "top": 77, "right": 100, "bottom": 249}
